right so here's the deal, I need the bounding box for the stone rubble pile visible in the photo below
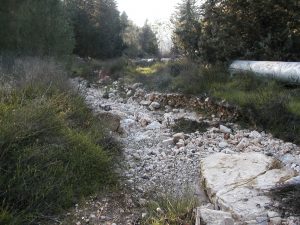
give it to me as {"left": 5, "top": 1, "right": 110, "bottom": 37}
{"left": 71, "top": 78, "right": 300, "bottom": 225}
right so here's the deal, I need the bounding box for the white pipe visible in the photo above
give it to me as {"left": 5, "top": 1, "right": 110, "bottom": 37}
{"left": 229, "top": 60, "right": 300, "bottom": 83}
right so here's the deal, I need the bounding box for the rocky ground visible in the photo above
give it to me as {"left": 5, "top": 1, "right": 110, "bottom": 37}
{"left": 62, "top": 78, "right": 300, "bottom": 225}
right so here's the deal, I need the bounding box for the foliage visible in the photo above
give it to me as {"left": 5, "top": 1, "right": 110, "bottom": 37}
{"left": 139, "top": 22, "right": 160, "bottom": 57}
{"left": 69, "top": 56, "right": 128, "bottom": 82}
{"left": 0, "top": 57, "right": 118, "bottom": 224}
{"left": 173, "top": 0, "right": 300, "bottom": 62}
{"left": 0, "top": 0, "right": 74, "bottom": 56}
{"left": 172, "top": 0, "right": 201, "bottom": 59}
{"left": 65, "top": 0, "right": 124, "bottom": 59}
{"left": 200, "top": 0, "right": 300, "bottom": 63}
{"left": 121, "top": 17, "right": 160, "bottom": 58}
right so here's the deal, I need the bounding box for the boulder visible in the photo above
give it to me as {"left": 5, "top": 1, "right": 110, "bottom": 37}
{"left": 200, "top": 153, "right": 296, "bottom": 223}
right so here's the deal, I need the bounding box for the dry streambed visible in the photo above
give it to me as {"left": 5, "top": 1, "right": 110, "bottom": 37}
{"left": 65, "top": 78, "right": 300, "bottom": 225}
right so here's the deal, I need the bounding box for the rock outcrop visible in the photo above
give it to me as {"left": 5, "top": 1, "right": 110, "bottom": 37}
{"left": 201, "top": 153, "right": 297, "bottom": 224}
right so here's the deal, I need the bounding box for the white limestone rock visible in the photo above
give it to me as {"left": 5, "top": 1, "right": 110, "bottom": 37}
{"left": 173, "top": 133, "right": 185, "bottom": 143}
{"left": 149, "top": 101, "right": 161, "bottom": 110}
{"left": 199, "top": 207, "right": 234, "bottom": 225}
{"left": 146, "top": 121, "right": 161, "bottom": 130}
{"left": 140, "top": 100, "right": 151, "bottom": 106}
{"left": 220, "top": 125, "right": 232, "bottom": 134}
{"left": 201, "top": 152, "right": 296, "bottom": 222}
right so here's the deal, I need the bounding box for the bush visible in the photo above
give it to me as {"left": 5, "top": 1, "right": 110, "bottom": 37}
{"left": 0, "top": 57, "right": 118, "bottom": 224}
{"left": 69, "top": 56, "right": 128, "bottom": 82}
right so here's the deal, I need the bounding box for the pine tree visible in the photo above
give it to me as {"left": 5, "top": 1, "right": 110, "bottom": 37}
{"left": 199, "top": 0, "right": 300, "bottom": 63}
{"left": 66, "top": 0, "right": 124, "bottom": 59}
{"left": 139, "top": 21, "right": 159, "bottom": 57}
{"left": 172, "top": 0, "right": 201, "bottom": 59}
{"left": 0, "top": 0, "right": 74, "bottom": 56}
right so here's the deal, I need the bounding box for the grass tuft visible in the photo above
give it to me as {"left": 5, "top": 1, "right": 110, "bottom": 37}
{"left": 142, "top": 192, "right": 197, "bottom": 225}
{"left": 269, "top": 184, "right": 300, "bottom": 216}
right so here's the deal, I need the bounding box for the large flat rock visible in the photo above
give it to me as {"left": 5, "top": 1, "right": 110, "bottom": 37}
{"left": 201, "top": 153, "right": 296, "bottom": 223}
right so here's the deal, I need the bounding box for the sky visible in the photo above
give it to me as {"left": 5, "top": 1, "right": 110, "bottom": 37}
{"left": 116, "top": 0, "right": 181, "bottom": 27}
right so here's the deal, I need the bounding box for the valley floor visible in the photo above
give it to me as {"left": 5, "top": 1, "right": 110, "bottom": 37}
{"left": 62, "top": 77, "right": 300, "bottom": 225}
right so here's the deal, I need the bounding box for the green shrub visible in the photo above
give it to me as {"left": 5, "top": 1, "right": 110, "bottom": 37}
{"left": 0, "top": 57, "right": 118, "bottom": 224}
{"left": 69, "top": 57, "right": 128, "bottom": 82}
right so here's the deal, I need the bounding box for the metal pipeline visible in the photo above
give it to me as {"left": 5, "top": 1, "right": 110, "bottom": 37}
{"left": 229, "top": 60, "right": 300, "bottom": 83}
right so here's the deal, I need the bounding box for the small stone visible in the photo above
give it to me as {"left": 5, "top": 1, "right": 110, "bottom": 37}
{"left": 249, "top": 130, "right": 262, "bottom": 139}
{"left": 126, "top": 90, "right": 133, "bottom": 97}
{"left": 146, "top": 121, "right": 161, "bottom": 130}
{"left": 237, "top": 138, "right": 249, "bottom": 150}
{"left": 142, "top": 213, "right": 147, "bottom": 218}
{"left": 140, "top": 100, "right": 151, "bottom": 106}
{"left": 162, "top": 138, "right": 174, "bottom": 146}
{"left": 268, "top": 211, "right": 281, "bottom": 224}
{"left": 219, "top": 141, "right": 228, "bottom": 148}
{"left": 176, "top": 139, "right": 185, "bottom": 148}
{"left": 142, "top": 174, "right": 150, "bottom": 179}
{"left": 108, "top": 92, "right": 115, "bottom": 98}
{"left": 139, "top": 198, "right": 147, "bottom": 206}
{"left": 149, "top": 101, "right": 160, "bottom": 110}
{"left": 156, "top": 207, "right": 163, "bottom": 213}
{"left": 220, "top": 125, "right": 232, "bottom": 134}
{"left": 221, "top": 148, "right": 235, "bottom": 154}
{"left": 103, "top": 105, "right": 112, "bottom": 111}
{"left": 256, "top": 216, "right": 268, "bottom": 225}
{"left": 173, "top": 133, "right": 185, "bottom": 143}
{"left": 89, "top": 214, "right": 96, "bottom": 218}
{"left": 132, "top": 82, "right": 143, "bottom": 89}
{"left": 200, "top": 208, "right": 234, "bottom": 225}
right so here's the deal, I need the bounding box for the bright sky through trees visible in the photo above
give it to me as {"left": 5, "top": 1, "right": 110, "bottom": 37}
{"left": 116, "top": 0, "right": 181, "bottom": 26}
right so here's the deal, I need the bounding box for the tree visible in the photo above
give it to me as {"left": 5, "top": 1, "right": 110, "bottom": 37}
{"left": 66, "top": 0, "right": 124, "bottom": 59}
{"left": 0, "top": 0, "right": 74, "bottom": 56}
{"left": 121, "top": 17, "right": 142, "bottom": 58}
{"left": 172, "top": 0, "right": 201, "bottom": 59}
{"left": 139, "top": 21, "right": 160, "bottom": 57}
{"left": 199, "top": 0, "right": 300, "bottom": 63}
